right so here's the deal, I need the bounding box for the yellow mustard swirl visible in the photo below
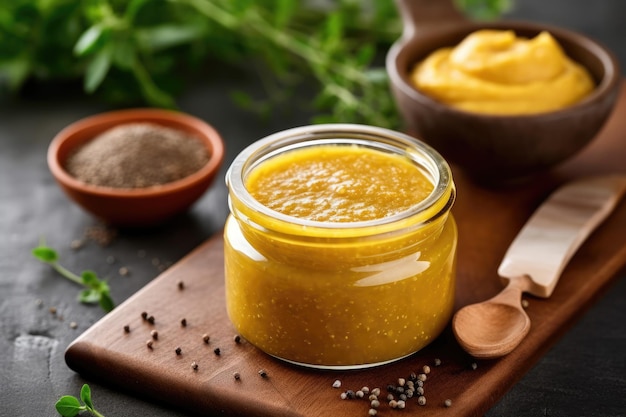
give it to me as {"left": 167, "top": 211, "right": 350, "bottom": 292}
{"left": 411, "top": 30, "right": 595, "bottom": 115}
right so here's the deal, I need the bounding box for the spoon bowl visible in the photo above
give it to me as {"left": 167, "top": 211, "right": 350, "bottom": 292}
{"left": 453, "top": 275, "right": 532, "bottom": 358}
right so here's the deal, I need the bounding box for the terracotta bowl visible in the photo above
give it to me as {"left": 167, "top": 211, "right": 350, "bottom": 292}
{"left": 386, "top": 0, "right": 621, "bottom": 183}
{"left": 48, "top": 108, "right": 225, "bottom": 227}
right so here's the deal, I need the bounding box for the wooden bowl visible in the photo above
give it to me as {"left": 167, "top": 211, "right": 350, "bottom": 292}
{"left": 386, "top": 0, "right": 621, "bottom": 184}
{"left": 48, "top": 108, "right": 225, "bottom": 227}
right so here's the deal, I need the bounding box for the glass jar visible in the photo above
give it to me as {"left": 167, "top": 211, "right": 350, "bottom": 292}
{"left": 224, "top": 124, "right": 457, "bottom": 369}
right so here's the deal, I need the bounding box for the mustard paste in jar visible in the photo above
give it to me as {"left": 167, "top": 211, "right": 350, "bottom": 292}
{"left": 245, "top": 146, "right": 434, "bottom": 222}
{"left": 225, "top": 138, "right": 457, "bottom": 368}
{"left": 411, "top": 30, "right": 595, "bottom": 115}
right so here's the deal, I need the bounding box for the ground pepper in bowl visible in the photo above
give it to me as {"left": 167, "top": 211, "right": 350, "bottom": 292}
{"left": 65, "top": 123, "right": 210, "bottom": 188}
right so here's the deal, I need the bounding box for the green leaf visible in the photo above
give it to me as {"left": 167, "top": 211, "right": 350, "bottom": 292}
{"left": 55, "top": 395, "right": 83, "bottom": 417}
{"left": 84, "top": 47, "right": 112, "bottom": 93}
{"left": 99, "top": 292, "right": 115, "bottom": 312}
{"left": 135, "top": 24, "right": 206, "bottom": 52}
{"left": 454, "top": 0, "right": 512, "bottom": 20}
{"left": 0, "top": 57, "right": 31, "bottom": 91}
{"left": 74, "top": 24, "right": 105, "bottom": 56}
{"left": 32, "top": 246, "right": 58, "bottom": 263}
{"left": 80, "top": 270, "right": 99, "bottom": 286}
{"left": 78, "top": 289, "right": 101, "bottom": 304}
{"left": 80, "top": 384, "right": 93, "bottom": 410}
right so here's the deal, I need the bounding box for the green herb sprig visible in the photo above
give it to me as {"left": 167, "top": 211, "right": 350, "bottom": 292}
{"left": 32, "top": 243, "right": 114, "bottom": 313}
{"left": 1, "top": 1, "right": 510, "bottom": 128}
{"left": 56, "top": 384, "right": 105, "bottom": 417}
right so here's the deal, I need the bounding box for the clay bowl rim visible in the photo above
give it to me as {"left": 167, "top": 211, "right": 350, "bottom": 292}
{"left": 47, "top": 108, "right": 226, "bottom": 199}
{"left": 386, "top": 19, "right": 621, "bottom": 122}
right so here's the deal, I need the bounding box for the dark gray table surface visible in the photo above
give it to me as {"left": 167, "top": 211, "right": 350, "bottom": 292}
{"left": 2, "top": 2, "right": 625, "bottom": 416}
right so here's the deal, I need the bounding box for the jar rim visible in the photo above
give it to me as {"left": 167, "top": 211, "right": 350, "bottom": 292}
{"left": 226, "top": 123, "right": 454, "bottom": 234}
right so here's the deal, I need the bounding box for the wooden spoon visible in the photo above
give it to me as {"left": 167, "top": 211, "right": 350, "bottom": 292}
{"left": 453, "top": 175, "right": 626, "bottom": 359}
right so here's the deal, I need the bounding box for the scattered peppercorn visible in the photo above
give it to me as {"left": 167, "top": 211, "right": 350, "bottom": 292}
{"left": 417, "top": 373, "right": 427, "bottom": 382}
{"left": 371, "top": 388, "right": 381, "bottom": 396}
{"left": 416, "top": 386, "right": 424, "bottom": 396}
{"left": 356, "top": 390, "right": 364, "bottom": 398}
{"left": 434, "top": 358, "right": 442, "bottom": 366}
{"left": 397, "top": 377, "right": 406, "bottom": 387}
{"left": 340, "top": 392, "right": 347, "bottom": 400}
{"left": 471, "top": 362, "right": 478, "bottom": 370}
{"left": 361, "top": 387, "right": 370, "bottom": 395}
{"left": 147, "top": 315, "right": 155, "bottom": 324}
{"left": 409, "top": 372, "right": 417, "bottom": 382}
{"left": 368, "top": 409, "right": 377, "bottom": 416}
{"left": 69, "top": 321, "right": 78, "bottom": 329}
{"left": 233, "top": 372, "right": 241, "bottom": 380}
{"left": 389, "top": 399, "right": 397, "bottom": 409}
{"left": 146, "top": 340, "right": 153, "bottom": 349}
{"left": 141, "top": 311, "right": 148, "bottom": 320}
{"left": 181, "top": 318, "right": 187, "bottom": 327}
{"left": 522, "top": 299, "right": 529, "bottom": 308}
{"left": 124, "top": 325, "right": 130, "bottom": 333}
{"left": 35, "top": 299, "right": 43, "bottom": 307}
{"left": 177, "top": 280, "right": 185, "bottom": 290}
{"left": 175, "top": 347, "right": 182, "bottom": 355}
{"left": 202, "top": 334, "right": 210, "bottom": 344}
{"left": 370, "top": 399, "right": 380, "bottom": 408}
{"left": 233, "top": 334, "right": 241, "bottom": 344}
{"left": 345, "top": 390, "right": 356, "bottom": 399}
{"left": 418, "top": 395, "right": 426, "bottom": 406}
{"left": 49, "top": 307, "right": 57, "bottom": 315}
{"left": 258, "top": 369, "right": 268, "bottom": 378}
{"left": 332, "top": 380, "right": 342, "bottom": 388}
{"left": 444, "top": 399, "right": 453, "bottom": 407}
{"left": 386, "top": 394, "right": 394, "bottom": 401}
{"left": 423, "top": 365, "right": 431, "bottom": 374}
{"left": 151, "top": 330, "right": 158, "bottom": 340}
{"left": 70, "top": 239, "right": 84, "bottom": 250}
{"left": 213, "top": 348, "right": 221, "bottom": 356}
{"left": 118, "top": 266, "right": 129, "bottom": 276}
{"left": 192, "top": 361, "right": 198, "bottom": 370}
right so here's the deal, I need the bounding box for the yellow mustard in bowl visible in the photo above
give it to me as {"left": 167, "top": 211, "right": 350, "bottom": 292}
{"left": 411, "top": 30, "right": 595, "bottom": 115}
{"left": 224, "top": 124, "right": 457, "bottom": 369}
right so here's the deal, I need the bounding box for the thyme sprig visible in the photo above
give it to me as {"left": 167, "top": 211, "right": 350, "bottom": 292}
{"left": 32, "top": 242, "right": 115, "bottom": 313}
{"left": 1, "top": 0, "right": 510, "bottom": 128}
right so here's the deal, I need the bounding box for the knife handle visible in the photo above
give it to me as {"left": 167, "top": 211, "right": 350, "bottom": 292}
{"left": 497, "top": 175, "right": 626, "bottom": 298}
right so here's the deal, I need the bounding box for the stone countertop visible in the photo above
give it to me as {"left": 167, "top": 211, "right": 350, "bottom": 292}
{"left": 2, "top": 2, "right": 625, "bottom": 416}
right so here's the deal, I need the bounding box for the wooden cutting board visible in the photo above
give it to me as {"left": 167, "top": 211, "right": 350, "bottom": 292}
{"left": 66, "top": 84, "right": 626, "bottom": 417}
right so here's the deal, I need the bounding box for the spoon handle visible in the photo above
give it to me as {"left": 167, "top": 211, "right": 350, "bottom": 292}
{"left": 498, "top": 175, "right": 626, "bottom": 298}
{"left": 393, "top": 0, "right": 466, "bottom": 42}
